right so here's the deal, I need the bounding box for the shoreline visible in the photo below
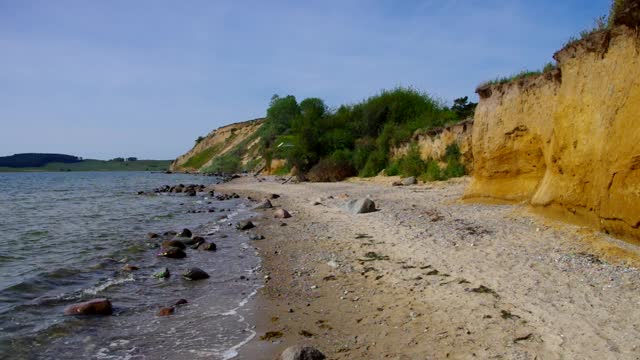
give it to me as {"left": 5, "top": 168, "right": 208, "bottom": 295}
{"left": 221, "top": 175, "right": 640, "bottom": 359}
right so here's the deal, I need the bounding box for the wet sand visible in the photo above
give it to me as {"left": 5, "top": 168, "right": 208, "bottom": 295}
{"left": 223, "top": 176, "right": 640, "bottom": 360}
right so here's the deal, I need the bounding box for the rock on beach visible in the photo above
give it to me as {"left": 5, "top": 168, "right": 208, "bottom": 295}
{"left": 343, "top": 198, "right": 376, "bottom": 214}
{"left": 280, "top": 345, "right": 326, "bottom": 360}
{"left": 254, "top": 199, "right": 273, "bottom": 209}
{"left": 274, "top": 208, "right": 292, "bottom": 219}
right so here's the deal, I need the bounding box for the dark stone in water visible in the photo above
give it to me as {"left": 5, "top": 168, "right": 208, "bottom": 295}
{"left": 182, "top": 236, "right": 204, "bottom": 246}
{"left": 174, "top": 299, "right": 188, "bottom": 306}
{"left": 121, "top": 264, "right": 139, "bottom": 272}
{"left": 161, "top": 240, "right": 186, "bottom": 250}
{"left": 189, "top": 237, "right": 206, "bottom": 249}
{"left": 178, "top": 228, "right": 192, "bottom": 238}
{"left": 236, "top": 221, "right": 255, "bottom": 230}
{"left": 157, "top": 307, "right": 174, "bottom": 316}
{"left": 158, "top": 247, "right": 186, "bottom": 259}
{"left": 197, "top": 242, "right": 217, "bottom": 251}
{"left": 185, "top": 190, "right": 196, "bottom": 197}
{"left": 250, "top": 234, "right": 265, "bottom": 241}
{"left": 163, "top": 231, "right": 177, "bottom": 237}
{"left": 64, "top": 298, "right": 113, "bottom": 316}
{"left": 182, "top": 267, "right": 209, "bottom": 280}
{"left": 147, "top": 232, "right": 160, "bottom": 239}
{"left": 154, "top": 267, "right": 170, "bottom": 278}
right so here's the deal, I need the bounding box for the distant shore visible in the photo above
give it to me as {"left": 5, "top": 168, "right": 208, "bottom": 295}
{"left": 219, "top": 175, "right": 640, "bottom": 359}
{"left": 0, "top": 159, "right": 171, "bottom": 172}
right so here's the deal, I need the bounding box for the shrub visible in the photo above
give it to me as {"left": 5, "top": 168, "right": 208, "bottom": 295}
{"left": 396, "top": 145, "right": 428, "bottom": 177}
{"left": 385, "top": 160, "right": 400, "bottom": 176}
{"left": 421, "top": 160, "right": 443, "bottom": 182}
{"left": 183, "top": 145, "right": 221, "bottom": 169}
{"left": 307, "top": 158, "right": 356, "bottom": 182}
{"left": 203, "top": 154, "right": 241, "bottom": 174}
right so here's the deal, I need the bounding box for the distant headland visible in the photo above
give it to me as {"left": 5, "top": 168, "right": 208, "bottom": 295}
{"left": 0, "top": 153, "right": 171, "bottom": 172}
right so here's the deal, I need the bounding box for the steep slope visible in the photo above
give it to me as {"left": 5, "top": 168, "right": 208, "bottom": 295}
{"left": 465, "top": 22, "right": 640, "bottom": 243}
{"left": 391, "top": 119, "right": 474, "bottom": 171}
{"left": 170, "top": 118, "right": 264, "bottom": 172}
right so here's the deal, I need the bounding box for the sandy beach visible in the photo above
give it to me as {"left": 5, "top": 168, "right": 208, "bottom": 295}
{"left": 218, "top": 175, "right": 640, "bottom": 360}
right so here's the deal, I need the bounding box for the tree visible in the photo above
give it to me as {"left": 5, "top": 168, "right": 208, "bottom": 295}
{"left": 451, "top": 96, "right": 477, "bottom": 120}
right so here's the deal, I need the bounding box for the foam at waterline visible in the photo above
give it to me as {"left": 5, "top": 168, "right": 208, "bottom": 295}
{"left": 82, "top": 275, "right": 135, "bottom": 296}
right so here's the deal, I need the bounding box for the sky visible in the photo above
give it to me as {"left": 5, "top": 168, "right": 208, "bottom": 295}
{"left": 0, "top": 0, "right": 610, "bottom": 160}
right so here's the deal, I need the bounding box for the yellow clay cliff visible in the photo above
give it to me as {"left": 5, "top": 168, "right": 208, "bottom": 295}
{"left": 465, "top": 25, "right": 640, "bottom": 243}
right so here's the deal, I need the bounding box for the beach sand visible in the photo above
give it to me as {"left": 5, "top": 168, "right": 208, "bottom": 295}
{"left": 222, "top": 176, "right": 640, "bottom": 359}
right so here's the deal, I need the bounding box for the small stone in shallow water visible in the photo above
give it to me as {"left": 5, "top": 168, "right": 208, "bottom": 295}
{"left": 180, "top": 236, "right": 203, "bottom": 246}
{"left": 158, "top": 247, "right": 186, "bottom": 259}
{"left": 197, "top": 242, "right": 217, "bottom": 251}
{"left": 174, "top": 299, "right": 188, "bottom": 306}
{"left": 64, "top": 298, "right": 113, "bottom": 316}
{"left": 182, "top": 267, "right": 210, "bottom": 280}
{"left": 154, "top": 267, "right": 170, "bottom": 279}
{"left": 121, "top": 264, "right": 139, "bottom": 272}
{"left": 157, "top": 307, "right": 175, "bottom": 316}
{"left": 178, "top": 228, "right": 192, "bottom": 238}
{"left": 146, "top": 232, "right": 159, "bottom": 239}
{"left": 161, "top": 240, "right": 186, "bottom": 250}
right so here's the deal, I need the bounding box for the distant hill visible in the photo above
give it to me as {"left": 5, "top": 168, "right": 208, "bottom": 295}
{"left": 0, "top": 153, "right": 81, "bottom": 168}
{"left": 0, "top": 153, "right": 172, "bottom": 172}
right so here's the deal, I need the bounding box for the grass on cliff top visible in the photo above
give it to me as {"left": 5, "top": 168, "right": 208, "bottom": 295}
{"left": 479, "top": 62, "right": 557, "bottom": 88}
{"left": 479, "top": 0, "right": 632, "bottom": 88}
{"left": 182, "top": 144, "right": 222, "bottom": 169}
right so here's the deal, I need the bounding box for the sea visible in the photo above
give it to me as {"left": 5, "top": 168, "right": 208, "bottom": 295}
{"left": 0, "top": 171, "right": 262, "bottom": 359}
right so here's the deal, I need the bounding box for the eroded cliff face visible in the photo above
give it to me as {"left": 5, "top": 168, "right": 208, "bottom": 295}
{"left": 170, "top": 118, "right": 264, "bottom": 172}
{"left": 392, "top": 119, "right": 474, "bottom": 169}
{"left": 465, "top": 26, "right": 640, "bottom": 243}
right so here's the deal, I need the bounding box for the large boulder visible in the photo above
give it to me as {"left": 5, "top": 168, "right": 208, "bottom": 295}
{"left": 343, "top": 198, "right": 376, "bottom": 214}
{"left": 253, "top": 199, "right": 273, "bottom": 209}
{"left": 274, "top": 209, "right": 292, "bottom": 219}
{"left": 158, "top": 247, "right": 186, "bottom": 259}
{"left": 64, "top": 298, "right": 113, "bottom": 316}
{"left": 280, "top": 345, "right": 326, "bottom": 360}
{"left": 182, "top": 267, "right": 210, "bottom": 281}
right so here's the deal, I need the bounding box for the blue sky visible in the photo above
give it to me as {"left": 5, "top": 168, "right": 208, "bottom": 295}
{"left": 0, "top": 0, "right": 609, "bottom": 159}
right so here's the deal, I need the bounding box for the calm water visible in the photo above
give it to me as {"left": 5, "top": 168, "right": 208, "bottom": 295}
{"left": 0, "top": 172, "right": 262, "bottom": 359}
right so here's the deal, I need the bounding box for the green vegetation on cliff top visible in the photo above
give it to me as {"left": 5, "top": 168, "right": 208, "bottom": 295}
{"left": 214, "top": 87, "right": 475, "bottom": 181}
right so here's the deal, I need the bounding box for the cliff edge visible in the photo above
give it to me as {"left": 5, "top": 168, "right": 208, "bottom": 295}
{"left": 465, "top": 15, "right": 640, "bottom": 243}
{"left": 170, "top": 118, "right": 265, "bottom": 172}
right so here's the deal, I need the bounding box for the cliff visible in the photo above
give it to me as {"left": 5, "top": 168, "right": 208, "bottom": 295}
{"left": 392, "top": 119, "right": 474, "bottom": 170}
{"left": 465, "top": 23, "right": 640, "bottom": 243}
{"left": 170, "top": 118, "right": 265, "bottom": 172}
